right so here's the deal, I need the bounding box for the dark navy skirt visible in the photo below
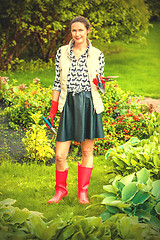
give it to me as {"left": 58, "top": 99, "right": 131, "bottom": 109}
{"left": 56, "top": 91, "right": 104, "bottom": 142}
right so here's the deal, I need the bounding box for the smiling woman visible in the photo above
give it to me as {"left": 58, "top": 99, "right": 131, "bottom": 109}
{"left": 46, "top": 16, "right": 106, "bottom": 205}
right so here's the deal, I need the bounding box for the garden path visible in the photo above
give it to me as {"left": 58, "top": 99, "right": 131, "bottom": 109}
{"left": 138, "top": 97, "right": 160, "bottom": 113}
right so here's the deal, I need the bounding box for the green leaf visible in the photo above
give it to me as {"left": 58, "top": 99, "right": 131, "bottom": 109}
{"left": 150, "top": 216, "right": 160, "bottom": 231}
{"left": 122, "top": 182, "right": 138, "bottom": 202}
{"left": 108, "top": 200, "right": 130, "bottom": 209}
{"left": 135, "top": 209, "right": 151, "bottom": 221}
{"left": 153, "top": 154, "right": 160, "bottom": 168}
{"left": 29, "top": 215, "right": 47, "bottom": 239}
{"left": 136, "top": 168, "right": 150, "bottom": 184}
{"left": 120, "top": 173, "right": 135, "bottom": 185}
{"left": 0, "top": 198, "right": 16, "bottom": 206}
{"left": 11, "top": 208, "right": 30, "bottom": 224}
{"left": 102, "top": 197, "right": 117, "bottom": 205}
{"left": 151, "top": 180, "right": 160, "bottom": 200}
{"left": 103, "top": 185, "right": 117, "bottom": 194}
{"left": 131, "top": 190, "right": 150, "bottom": 205}
{"left": 100, "top": 210, "right": 113, "bottom": 221}
{"left": 107, "top": 205, "right": 119, "bottom": 214}
{"left": 71, "top": 232, "right": 85, "bottom": 240}
{"left": 155, "top": 202, "right": 160, "bottom": 215}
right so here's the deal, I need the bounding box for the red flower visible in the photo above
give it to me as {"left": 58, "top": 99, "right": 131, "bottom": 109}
{"left": 123, "top": 129, "right": 129, "bottom": 133}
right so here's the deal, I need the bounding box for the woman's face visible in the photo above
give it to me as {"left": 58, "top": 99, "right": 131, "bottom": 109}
{"left": 71, "top": 22, "right": 89, "bottom": 45}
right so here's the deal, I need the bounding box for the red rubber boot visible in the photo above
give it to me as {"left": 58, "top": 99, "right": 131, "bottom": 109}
{"left": 78, "top": 163, "right": 93, "bottom": 204}
{"left": 48, "top": 168, "right": 68, "bottom": 204}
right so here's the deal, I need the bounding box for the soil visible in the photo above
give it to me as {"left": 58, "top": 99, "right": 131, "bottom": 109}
{"left": 0, "top": 97, "right": 160, "bottom": 162}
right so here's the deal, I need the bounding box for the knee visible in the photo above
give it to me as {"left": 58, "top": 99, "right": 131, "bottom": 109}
{"left": 56, "top": 153, "right": 66, "bottom": 164}
{"left": 82, "top": 148, "right": 93, "bottom": 158}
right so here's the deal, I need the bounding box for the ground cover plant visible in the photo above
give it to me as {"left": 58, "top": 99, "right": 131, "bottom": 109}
{"left": 105, "top": 112, "right": 160, "bottom": 179}
{"left": 1, "top": 198, "right": 160, "bottom": 240}
{"left": 90, "top": 168, "right": 160, "bottom": 233}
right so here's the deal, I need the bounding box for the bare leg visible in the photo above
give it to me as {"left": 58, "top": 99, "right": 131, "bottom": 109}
{"left": 81, "top": 139, "right": 94, "bottom": 167}
{"left": 55, "top": 141, "right": 71, "bottom": 171}
{"left": 78, "top": 139, "right": 94, "bottom": 204}
{"left": 48, "top": 141, "right": 71, "bottom": 204}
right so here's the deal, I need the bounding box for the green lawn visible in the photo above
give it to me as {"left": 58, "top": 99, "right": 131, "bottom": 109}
{"left": 0, "top": 157, "right": 111, "bottom": 221}
{"left": 2, "top": 22, "right": 160, "bottom": 98}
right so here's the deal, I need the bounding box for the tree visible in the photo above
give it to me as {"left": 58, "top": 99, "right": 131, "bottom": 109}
{"left": 0, "top": 0, "right": 151, "bottom": 70}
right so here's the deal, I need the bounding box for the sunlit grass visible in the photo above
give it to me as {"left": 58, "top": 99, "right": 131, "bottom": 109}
{"left": 0, "top": 157, "right": 110, "bottom": 221}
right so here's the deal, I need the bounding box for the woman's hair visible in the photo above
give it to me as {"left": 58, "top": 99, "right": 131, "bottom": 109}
{"left": 71, "top": 16, "right": 91, "bottom": 30}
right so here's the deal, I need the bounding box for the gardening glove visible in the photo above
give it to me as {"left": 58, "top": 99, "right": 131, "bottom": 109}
{"left": 46, "top": 100, "right": 59, "bottom": 129}
{"left": 93, "top": 75, "right": 106, "bottom": 94}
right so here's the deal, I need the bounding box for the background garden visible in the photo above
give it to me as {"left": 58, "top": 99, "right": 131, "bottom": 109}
{"left": 0, "top": 0, "right": 160, "bottom": 239}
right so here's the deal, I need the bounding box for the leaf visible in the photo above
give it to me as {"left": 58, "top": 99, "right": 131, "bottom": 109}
{"left": 103, "top": 185, "right": 117, "bottom": 194}
{"left": 135, "top": 209, "right": 151, "bottom": 221}
{"left": 151, "top": 180, "right": 160, "bottom": 200}
{"left": 136, "top": 168, "right": 150, "bottom": 184}
{"left": 108, "top": 200, "right": 130, "bottom": 209}
{"left": 122, "top": 182, "right": 138, "bottom": 202}
{"left": 29, "top": 215, "right": 47, "bottom": 239}
{"left": 71, "top": 231, "right": 85, "bottom": 240}
{"left": 0, "top": 198, "right": 16, "bottom": 206}
{"left": 155, "top": 202, "right": 160, "bottom": 215}
{"left": 11, "top": 208, "right": 30, "bottom": 224}
{"left": 153, "top": 154, "right": 160, "bottom": 168}
{"left": 102, "top": 197, "right": 117, "bottom": 205}
{"left": 131, "top": 190, "right": 150, "bottom": 205}
{"left": 120, "top": 173, "right": 135, "bottom": 185}
{"left": 117, "top": 217, "right": 130, "bottom": 238}
{"left": 100, "top": 210, "right": 113, "bottom": 221}
{"left": 150, "top": 216, "right": 160, "bottom": 231}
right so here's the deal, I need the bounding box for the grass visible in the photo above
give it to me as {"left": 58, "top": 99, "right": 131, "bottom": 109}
{"left": 2, "top": 22, "right": 160, "bottom": 98}
{"left": 0, "top": 157, "right": 111, "bottom": 221}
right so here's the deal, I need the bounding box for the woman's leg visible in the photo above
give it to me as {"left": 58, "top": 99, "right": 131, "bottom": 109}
{"left": 78, "top": 139, "right": 94, "bottom": 204}
{"left": 81, "top": 139, "right": 94, "bottom": 167}
{"left": 55, "top": 141, "right": 71, "bottom": 171}
{"left": 48, "top": 141, "right": 71, "bottom": 204}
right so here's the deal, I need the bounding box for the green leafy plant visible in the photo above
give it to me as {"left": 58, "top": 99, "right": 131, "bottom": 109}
{"left": 91, "top": 168, "right": 160, "bottom": 232}
{"left": 0, "top": 198, "right": 159, "bottom": 240}
{"left": 105, "top": 113, "right": 160, "bottom": 179}
{"left": 22, "top": 112, "right": 54, "bottom": 163}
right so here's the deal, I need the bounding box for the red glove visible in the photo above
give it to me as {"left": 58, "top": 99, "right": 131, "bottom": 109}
{"left": 93, "top": 75, "right": 105, "bottom": 89}
{"left": 46, "top": 100, "right": 58, "bottom": 129}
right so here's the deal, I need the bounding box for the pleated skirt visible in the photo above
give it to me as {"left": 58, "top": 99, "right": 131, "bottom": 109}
{"left": 56, "top": 91, "right": 104, "bottom": 142}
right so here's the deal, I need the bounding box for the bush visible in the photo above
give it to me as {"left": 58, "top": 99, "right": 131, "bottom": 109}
{"left": 90, "top": 168, "right": 160, "bottom": 233}
{"left": 22, "top": 112, "right": 54, "bottom": 163}
{"left": 0, "top": 198, "right": 159, "bottom": 240}
{"left": 1, "top": 77, "right": 153, "bottom": 154}
{"left": 105, "top": 112, "right": 160, "bottom": 179}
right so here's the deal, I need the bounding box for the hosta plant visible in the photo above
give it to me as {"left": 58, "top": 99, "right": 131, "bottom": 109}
{"left": 22, "top": 112, "right": 54, "bottom": 163}
{"left": 0, "top": 198, "right": 159, "bottom": 240}
{"left": 105, "top": 113, "right": 160, "bottom": 180}
{"left": 91, "top": 168, "right": 160, "bottom": 232}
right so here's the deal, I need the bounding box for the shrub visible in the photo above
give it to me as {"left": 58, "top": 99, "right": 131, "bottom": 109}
{"left": 105, "top": 112, "right": 160, "bottom": 179}
{"left": 91, "top": 168, "right": 160, "bottom": 232}
{"left": 22, "top": 112, "right": 54, "bottom": 163}
{"left": 0, "top": 198, "right": 159, "bottom": 240}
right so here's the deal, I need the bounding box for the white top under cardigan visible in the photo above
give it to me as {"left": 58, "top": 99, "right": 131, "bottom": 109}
{"left": 53, "top": 40, "right": 105, "bottom": 114}
{"left": 53, "top": 43, "right": 105, "bottom": 95}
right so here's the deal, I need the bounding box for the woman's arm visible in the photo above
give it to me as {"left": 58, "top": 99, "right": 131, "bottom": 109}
{"left": 52, "top": 90, "right": 60, "bottom": 102}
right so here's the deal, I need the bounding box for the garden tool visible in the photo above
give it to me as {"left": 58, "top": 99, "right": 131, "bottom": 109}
{"left": 78, "top": 162, "right": 93, "bottom": 204}
{"left": 48, "top": 168, "right": 69, "bottom": 204}
{"left": 93, "top": 75, "right": 119, "bottom": 94}
{"left": 43, "top": 116, "right": 57, "bottom": 134}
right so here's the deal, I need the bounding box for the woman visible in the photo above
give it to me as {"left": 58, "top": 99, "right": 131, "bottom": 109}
{"left": 47, "top": 16, "right": 105, "bottom": 204}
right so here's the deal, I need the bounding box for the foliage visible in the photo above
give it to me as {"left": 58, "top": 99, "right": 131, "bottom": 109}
{"left": 145, "top": 0, "right": 160, "bottom": 20}
{"left": 93, "top": 81, "right": 151, "bottom": 154}
{"left": 0, "top": 0, "right": 151, "bottom": 70}
{"left": 105, "top": 112, "right": 160, "bottom": 179}
{"left": 1, "top": 77, "right": 153, "bottom": 155}
{"left": 22, "top": 112, "right": 54, "bottom": 163}
{"left": 0, "top": 198, "right": 159, "bottom": 240}
{"left": 91, "top": 168, "right": 160, "bottom": 233}
{"left": 1, "top": 77, "right": 55, "bottom": 129}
